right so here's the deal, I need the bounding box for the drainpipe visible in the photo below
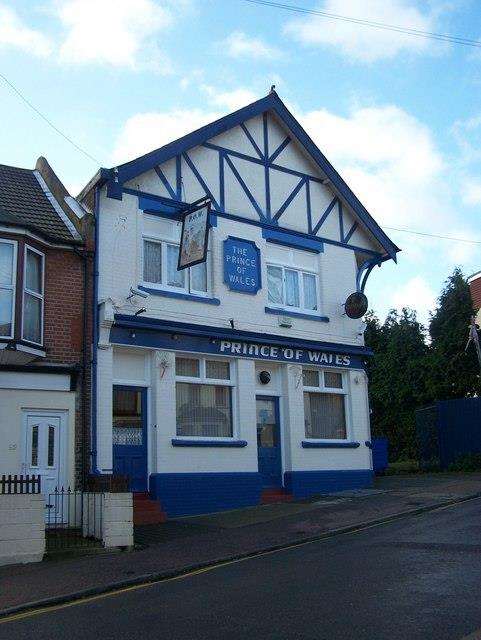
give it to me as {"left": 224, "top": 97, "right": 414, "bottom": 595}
{"left": 91, "top": 186, "right": 100, "bottom": 475}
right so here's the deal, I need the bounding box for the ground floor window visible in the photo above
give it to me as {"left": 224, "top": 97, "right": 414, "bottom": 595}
{"left": 175, "top": 356, "right": 234, "bottom": 437}
{"left": 303, "top": 368, "right": 348, "bottom": 440}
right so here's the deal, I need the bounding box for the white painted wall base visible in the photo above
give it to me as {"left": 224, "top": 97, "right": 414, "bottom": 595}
{"left": 0, "top": 494, "right": 45, "bottom": 566}
{"left": 102, "top": 493, "right": 133, "bottom": 548}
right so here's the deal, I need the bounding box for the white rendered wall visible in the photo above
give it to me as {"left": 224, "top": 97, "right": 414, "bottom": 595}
{"left": 0, "top": 494, "right": 45, "bottom": 566}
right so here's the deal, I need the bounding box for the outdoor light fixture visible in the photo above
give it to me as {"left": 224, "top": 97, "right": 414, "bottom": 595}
{"left": 259, "top": 371, "right": 271, "bottom": 385}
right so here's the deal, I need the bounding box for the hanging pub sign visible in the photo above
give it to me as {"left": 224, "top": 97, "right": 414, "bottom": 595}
{"left": 177, "top": 199, "right": 211, "bottom": 271}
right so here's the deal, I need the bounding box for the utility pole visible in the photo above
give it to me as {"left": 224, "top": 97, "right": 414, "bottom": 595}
{"left": 465, "top": 316, "right": 481, "bottom": 374}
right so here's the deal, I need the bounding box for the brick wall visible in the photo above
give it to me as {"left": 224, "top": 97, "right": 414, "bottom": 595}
{"left": 470, "top": 275, "right": 481, "bottom": 313}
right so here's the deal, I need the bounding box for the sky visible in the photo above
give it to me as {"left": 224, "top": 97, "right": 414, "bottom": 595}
{"left": 0, "top": 0, "right": 480, "bottom": 328}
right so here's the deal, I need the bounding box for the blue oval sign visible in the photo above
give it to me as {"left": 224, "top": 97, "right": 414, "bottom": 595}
{"left": 223, "top": 236, "right": 261, "bottom": 295}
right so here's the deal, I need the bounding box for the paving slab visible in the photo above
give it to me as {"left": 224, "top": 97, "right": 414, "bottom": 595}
{"left": 1, "top": 473, "right": 481, "bottom": 616}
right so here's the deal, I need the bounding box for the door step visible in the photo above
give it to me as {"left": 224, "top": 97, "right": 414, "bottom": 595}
{"left": 133, "top": 493, "right": 166, "bottom": 525}
{"left": 260, "top": 489, "right": 293, "bottom": 504}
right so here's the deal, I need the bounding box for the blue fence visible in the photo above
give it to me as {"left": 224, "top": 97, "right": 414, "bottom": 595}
{"left": 416, "top": 398, "right": 481, "bottom": 469}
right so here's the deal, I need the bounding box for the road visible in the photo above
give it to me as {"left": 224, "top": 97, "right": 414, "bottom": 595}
{"left": 3, "top": 498, "right": 481, "bottom": 640}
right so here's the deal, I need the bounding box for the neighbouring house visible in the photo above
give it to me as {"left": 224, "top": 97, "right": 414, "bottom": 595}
{"left": 469, "top": 271, "right": 481, "bottom": 324}
{"left": 79, "top": 91, "right": 399, "bottom": 517}
{"left": 0, "top": 157, "right": 93, "bottom": 499}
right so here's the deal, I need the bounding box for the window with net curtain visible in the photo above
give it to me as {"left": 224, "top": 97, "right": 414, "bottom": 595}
{"left": 175, "top": 357, "right": 232, "bottom": 437}
{"left": 303, "top": 369, "right": 347, "bottom": 439}
{"left": 0, "top": 241, "right": 15, "bottom": 338}
{"left": 143, "top": 239, "right": 207, "bottom": 293}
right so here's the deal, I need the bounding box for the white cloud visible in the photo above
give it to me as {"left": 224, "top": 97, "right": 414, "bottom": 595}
{"left": 284, "top": 0, "right": 442, "bottom": 63}
{"left": 56, "top": 0, "right": 174, "bottom": 71}
{"left": 202, "top": 86, "right": 258, "bottom": 111}
{"left": 220, "top": 31, "right": 282, "bottom": 60}
{"left": 0, "top": 4, "right": 53, "bottom": 57}
{"left": 390, "top": 276, "right": 436, "bottom": 325}
{"left": 112, "top": 109, "right": 221, "bottom": 164}
{"left": 463, "top": 179, "right": 481, "bottom": 206}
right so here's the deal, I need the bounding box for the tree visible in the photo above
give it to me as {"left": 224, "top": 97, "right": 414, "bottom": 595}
{"left": 427, "top": 267, "right": 480, "bottom": 400}
{"left": 365, "top": 308, "right": 429, "bottom": 460}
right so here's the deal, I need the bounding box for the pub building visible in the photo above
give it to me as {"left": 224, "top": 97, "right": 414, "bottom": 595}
{"left": 79, "top": 91, "right": 399, "bottom": 517}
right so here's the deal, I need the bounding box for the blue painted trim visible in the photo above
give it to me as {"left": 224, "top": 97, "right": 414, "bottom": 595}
{"left": 224, "top": 154, "right": 266, "bottom": 221}
{"left": 262, "top": 228, "right": 323, "bottom": 253}
{"left": 138, "top": 286, "right": 221, "bottom": 305}
{"left": 149, "top": 472, "right": 263, "bottom": 517}
{"left": 240, "top": 122, "right": 263, "bottom": 159}
{"left": 219, "top": 152, "right": 225, "bottom": 211}
{"left": 265, "top": 307, "right": 329, "bottom": 323}
{"left": 269, "top": 136, "right": 290, "bottom": 163}
{"left": 263, "top": 113, "right": 271, "bottom": 220}
{"left": 306, "top": 179, "right": 312, "bottom": 234}
{"left": 338, "top": 201, "right": 344, "bottom": 242}
{"left": 171, "top": 439, "right": 248, "bottom": 447}
{"left": 112, "top": 314, "right": 372, "bottom": 358}
{"left": 344, "top": 221, "right": 358, "bottom": 244}
{"left": 312, "top": 197, "right": 338, "bottom": 235}
{"left": 106, "top": 92, "right": 398, "bottom": 259}
{"left": 154, "top": 166, "right": 176, "bottom": 199}
{"left": 176, "top": 155, "right": 182, "bottom": 199}
{"left": 365, "top": 441, "right": 373, "bottom": 449}
{"left": 273, "top": 177, "right": 305, "bottom": 222}
{"left": 126, "top": 186, "right": 382, "bottom": 257}
{"left": 301, "top": 441, "right": 360, "bottom": 448}
{"left": 182, "top": 152, "right": 220, "bottom": 211}
{"left": 126, "top": 187, "right": 184, "bottom": 206}
{"left": 284, "top": 470, "right": 373, "bottom": 499}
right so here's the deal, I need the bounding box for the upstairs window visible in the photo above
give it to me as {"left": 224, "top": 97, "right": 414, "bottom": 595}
{"left": 303, "top": 369, "right": 348, "bottom": 440}
{"left": 22, "top": 246, "right": 44, "bottom": 345}
{"left": 143, "top": 238, "right": 208, "bottom": 295}
{"left": 267, "top": 264, "right": 318, "bottom": 313}
{"left": 0, "top": 240, "right": 16, "bottom": 338}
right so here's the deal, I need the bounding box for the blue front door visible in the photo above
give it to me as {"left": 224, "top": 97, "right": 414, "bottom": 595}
{"left": 256, "top": 396, "right": 282, "bottom": 488}
{"left": 112, "top": 386, "right": 148, "bottom": 492}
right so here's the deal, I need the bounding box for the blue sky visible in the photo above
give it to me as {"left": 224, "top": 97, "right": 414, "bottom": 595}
{"left": 1, "top": 0, "right": 480, "bottom": 327}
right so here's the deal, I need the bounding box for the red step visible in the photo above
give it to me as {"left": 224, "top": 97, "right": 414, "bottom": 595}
{"left": 261, "top": 488, "right": 293, "bottom": 504}
{"left": 133, "top": 493, "right": 166, "bottom": 525}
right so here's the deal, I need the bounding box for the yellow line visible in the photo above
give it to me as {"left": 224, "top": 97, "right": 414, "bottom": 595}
{"left": 2, "top": 495, "right": 480, "bottom": 626}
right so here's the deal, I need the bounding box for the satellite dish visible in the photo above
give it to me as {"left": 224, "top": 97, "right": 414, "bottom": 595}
{"left": 344, "top": 292, "right": 368, "bottom": 319}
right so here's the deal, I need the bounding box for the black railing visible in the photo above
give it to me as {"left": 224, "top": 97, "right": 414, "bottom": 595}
{"left": 45, "top": 488, "right": 103, "bottom": 551}
{"left": 0, "top": 474, "right": 41, "bottom": 494}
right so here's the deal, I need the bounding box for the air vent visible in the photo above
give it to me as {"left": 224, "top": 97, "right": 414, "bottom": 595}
{"left": 278, "top": 316, "right": 293, "bottom": 328}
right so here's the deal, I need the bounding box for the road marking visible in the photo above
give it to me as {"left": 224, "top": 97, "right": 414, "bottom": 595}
{"left": 2, "top": 494, "right": 481, "bottom": 625}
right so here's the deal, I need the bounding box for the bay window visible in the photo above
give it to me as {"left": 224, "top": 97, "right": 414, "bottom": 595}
{"left": 303, "top": 369, "right": 348, "bottom": 440}
{"left": 0, "top": 240, "right": 16, "bottom": 338}
{"left": 175, "top": 356, "right": 233, "bottom": 438}
{"left": 267, "top": 264, "right": 318, "bottom": 313}
{"left": 22, "top": 246, "right": 44, "bottom": 344}
{"left": 143, "top": 238, "right": 208, "bottom": 295}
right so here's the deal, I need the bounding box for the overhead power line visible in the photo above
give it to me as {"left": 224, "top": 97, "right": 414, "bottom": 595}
{"left": 0, "top": 72, "right": 102, "bottom": 165}
{"left": 239, "top": 0, "right": 481, "bottom": 49}
{"left": 384, "top": 226, "right": 481, "bottom": 245}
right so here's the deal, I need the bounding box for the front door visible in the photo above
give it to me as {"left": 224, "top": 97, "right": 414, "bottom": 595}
{"left": 256, "top": 396, "right": 282, "bottom": 488}
{"left": 112, "top": 386, "right": 148, "bottom": 492}
{"left": 23, "top": 412, "right": 64, "bottom": 522}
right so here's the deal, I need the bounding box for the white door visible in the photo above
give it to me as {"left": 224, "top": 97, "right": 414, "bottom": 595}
{"left": 23, "top": 413, "right": 65, "bottom": 522}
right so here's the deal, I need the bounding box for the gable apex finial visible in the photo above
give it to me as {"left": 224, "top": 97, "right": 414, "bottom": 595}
{"left": 270, "top": 84, "right": 276, "bottom": 94}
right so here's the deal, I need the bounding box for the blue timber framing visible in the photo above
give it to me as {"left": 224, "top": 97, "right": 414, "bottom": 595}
{"left": 96, "top": 91, "right": 399, "bottom": 261}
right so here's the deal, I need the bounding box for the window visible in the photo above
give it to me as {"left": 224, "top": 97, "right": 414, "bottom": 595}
{"left": 267, "top": 264, "right": 318, "bottom": 313}
{"left": 303, "top": 369, "right": 348, "bottom": 440}
{"left": 143, "top": 238, "right": 208, "bottom": 295}
{"left": 0, "top": 240, "right": 16, "bottom": 338}
{"left": 22, "top": 246, "right": 44, "bottom": 344}
{"left": 175, "top": 356, "right": 234, "bottom": 438}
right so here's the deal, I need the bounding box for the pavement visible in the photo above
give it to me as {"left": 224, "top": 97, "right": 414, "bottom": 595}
{"left": 2, "top": 473, "right": 481, "bottom": 617}
{"left": 3, "top": 491, "right": 481, "bottom": 639}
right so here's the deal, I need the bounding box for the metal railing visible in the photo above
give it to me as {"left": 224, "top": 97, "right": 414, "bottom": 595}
{"left": 0, "top": 474, "right": 41, "bottom": 494}
{"left": 45, "top": 487, "right": 103, "bottom": 551}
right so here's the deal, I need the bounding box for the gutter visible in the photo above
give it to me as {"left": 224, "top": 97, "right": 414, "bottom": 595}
{"left": 91, "top": 186, "right": 100, "bottom": 475}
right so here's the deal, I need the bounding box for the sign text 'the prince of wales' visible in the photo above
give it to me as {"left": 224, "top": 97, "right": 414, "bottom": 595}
{"left": 223, "top": 237, "right": 261, "bottom": 294}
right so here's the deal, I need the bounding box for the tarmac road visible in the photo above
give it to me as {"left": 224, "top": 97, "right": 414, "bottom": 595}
{"left": 3, "top": 497, "right": 481, "bottom": 640}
